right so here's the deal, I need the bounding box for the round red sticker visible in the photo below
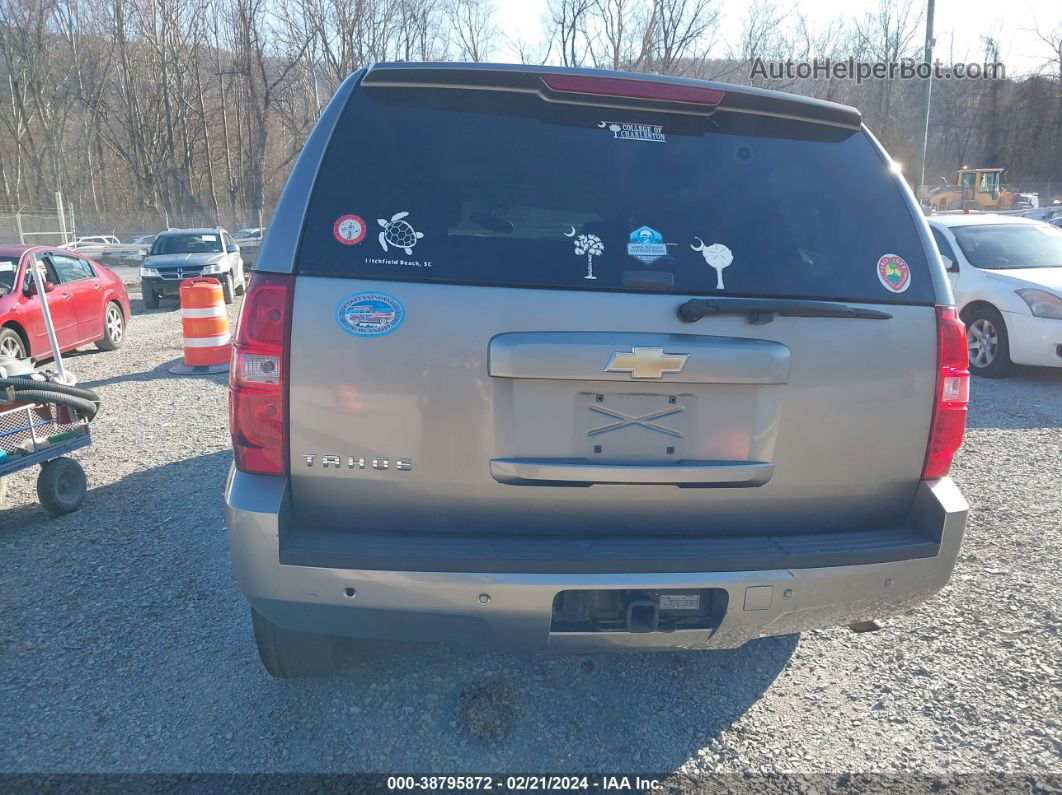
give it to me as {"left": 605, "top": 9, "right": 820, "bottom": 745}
{"left": 333, "top": 215, "right": 366, "bottom": 245}
{"left": 877, "top": 253, "right": 911, "bottom": 293}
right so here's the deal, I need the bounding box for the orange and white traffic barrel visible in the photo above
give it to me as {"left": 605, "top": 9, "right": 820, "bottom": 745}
{"left": 168, "top": 277, "right": 231, "bottom": 374}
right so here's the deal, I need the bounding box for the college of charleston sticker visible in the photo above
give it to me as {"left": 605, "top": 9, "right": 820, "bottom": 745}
{"left": 877, "top": 254, "right": 911, "bottom": 293}
{"left": 336, "top": 292, "right": 404, "bottom": 338}
{"left": 333, "top": 214, "right": 367, "bottom": 245}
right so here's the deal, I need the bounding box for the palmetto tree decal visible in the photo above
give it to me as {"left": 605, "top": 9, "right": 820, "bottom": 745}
{"left": 574, "top": 233, "right": 604, "bottom": 280}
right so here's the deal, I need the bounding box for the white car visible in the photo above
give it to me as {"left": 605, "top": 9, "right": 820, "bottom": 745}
{"left": 232, "top": 227, "right": 264, "bottom": 242}
{"left": 928, "top": 214, "right": 1062, "bottom": 377}
{"left": 64, "top": 235, "right": 121, "bottom": 257}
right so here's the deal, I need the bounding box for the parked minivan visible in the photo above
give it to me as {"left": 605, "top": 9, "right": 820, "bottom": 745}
{"left": 226, "top": 63, "right": 969, "bottom": 677}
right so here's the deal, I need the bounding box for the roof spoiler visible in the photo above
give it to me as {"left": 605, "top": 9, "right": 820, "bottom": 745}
{"left": 361, "top": 63, "right": 861, "bottom": 130}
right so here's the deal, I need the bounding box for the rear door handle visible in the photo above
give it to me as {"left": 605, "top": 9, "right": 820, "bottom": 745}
{"left": 490, "top": 458, "right": 774, "bottom": 487}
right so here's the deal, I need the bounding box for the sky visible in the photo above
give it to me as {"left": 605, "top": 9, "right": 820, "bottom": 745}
{"left": 492, "top": 0, "right": 1059, "bottom": 76}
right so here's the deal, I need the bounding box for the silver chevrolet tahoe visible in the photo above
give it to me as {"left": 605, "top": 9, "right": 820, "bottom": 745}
{"left": 225, "top": 63, "right": 970, "bottom": 677}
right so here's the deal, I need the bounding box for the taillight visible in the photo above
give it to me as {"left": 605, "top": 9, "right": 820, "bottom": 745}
{"left": 540, "top": 74, "right": 725, "bottom": 106}
{"left": 229, "top": 273, "right": 293, "bottom": 475}
{"left": 923, "top": 306, "right": 969, "bottom": 479}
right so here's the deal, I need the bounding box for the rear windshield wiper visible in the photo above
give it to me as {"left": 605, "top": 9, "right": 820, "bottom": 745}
{"left": 678, "top": 297, "right": 893, "bottom": 325}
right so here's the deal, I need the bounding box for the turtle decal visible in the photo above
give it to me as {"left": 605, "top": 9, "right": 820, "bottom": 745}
{"left": 377, "top": 211, "right": 424, "bottom": 255}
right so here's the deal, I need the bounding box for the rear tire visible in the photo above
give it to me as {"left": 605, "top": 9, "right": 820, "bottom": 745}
{"left": 0, "top": 327, "right": 27, "bottom": 360}
{"left": 250, "top": 607, "right": 340, "bottom": 678}
{"left": 95, "top": 302, "right": 125, "bottom": 351}
{"left": 222, "top": 274, "right": 235, "bottom": 305}
{"left": 964, "top": 306, "right": 1011, "bottom": 378}
{"left": 36, "top": 457, "right": 87, "bottom": 516}
{"left": 143, "top": 289, "right": 159, "bottom": 310}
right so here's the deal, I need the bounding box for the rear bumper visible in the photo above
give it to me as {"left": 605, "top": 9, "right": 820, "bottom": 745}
{"left": 1003, "top": 310, "right": 1062, "bottom": 368}
{"left": 225, "top": 468, "right": 967, "bottom": 652}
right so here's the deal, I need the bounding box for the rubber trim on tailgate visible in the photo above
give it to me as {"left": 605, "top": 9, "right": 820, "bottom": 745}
{"left": 279, "top": 528, "right": 938, "bottom": 574}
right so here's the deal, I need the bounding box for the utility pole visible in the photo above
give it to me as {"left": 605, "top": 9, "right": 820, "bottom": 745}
{"left": 917, "top": 0, "right": 936, "bottom": 196}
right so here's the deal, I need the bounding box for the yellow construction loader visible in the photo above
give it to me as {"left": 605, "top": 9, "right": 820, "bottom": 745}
{"left": 927, "top": 168, "right": 1031, "bottom": 211}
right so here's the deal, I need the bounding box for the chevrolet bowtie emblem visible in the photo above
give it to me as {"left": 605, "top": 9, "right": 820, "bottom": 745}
{"left": 605, "top": 347, "right": 689, "bottom": 379}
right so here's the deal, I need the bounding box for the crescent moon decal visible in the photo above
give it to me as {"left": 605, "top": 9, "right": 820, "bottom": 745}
{"left": 597, "top": 121, "right": 607, "bottom": 128}
{"left": 564, "top": 225, "right": 577, "bottom": 237}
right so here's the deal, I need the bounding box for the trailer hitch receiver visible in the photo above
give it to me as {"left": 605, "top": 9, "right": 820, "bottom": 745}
{"left": 626, "top": 600, "right": 660, "bottom": 633}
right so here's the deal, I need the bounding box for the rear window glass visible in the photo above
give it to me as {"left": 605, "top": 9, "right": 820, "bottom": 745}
{"left": 297, "top": 84, "right": 936, "bottom": 304}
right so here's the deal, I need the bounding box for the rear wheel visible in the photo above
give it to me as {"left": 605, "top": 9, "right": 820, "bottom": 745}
{"left": 143, "top": 289, "right": 159, "bottom": 310}
{"left": 250, "top": 607, "right": 340, "bottom": 678}
{"left": 36, "top": 457, "right": 87, "bottom": 516}
{"left": 964, "top": 306, "right": 1011, "bottom": 378}
{"left": 95, "top": 302, "right": 125, "bottom": 351}
{"left": 0, "top": 327, "right": 27, "bottom": 360}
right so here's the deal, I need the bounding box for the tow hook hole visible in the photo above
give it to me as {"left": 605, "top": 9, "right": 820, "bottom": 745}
{"left": 343, "top": 587, "right": 357, "bottom": 599}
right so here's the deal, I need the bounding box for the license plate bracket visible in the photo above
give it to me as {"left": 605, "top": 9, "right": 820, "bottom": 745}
{"left": 577, "top": 391, "right": 694, "bottom": 461}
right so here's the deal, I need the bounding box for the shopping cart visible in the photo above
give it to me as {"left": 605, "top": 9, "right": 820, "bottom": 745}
{"left": 0, "top": 256, "right": 97, "bottom": 515}
{"left": 0, "top": 399, "right": 91, "bottom": 515}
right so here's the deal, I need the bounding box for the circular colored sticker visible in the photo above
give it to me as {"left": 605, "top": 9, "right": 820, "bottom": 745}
{"left": 333, "top": 214, "right": 366, "bottom": 245}
{"left": 336, "top": 291, "right": 404, "bottom": 338}
{"left": 877, "top": 254, "right": 911, "bottom": 293}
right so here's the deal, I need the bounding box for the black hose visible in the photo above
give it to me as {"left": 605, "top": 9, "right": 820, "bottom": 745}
{"left": 0, "top": 377, "right": 100, "bottom": 404}
{"left": 0, "top": 389, "right": 98, "bottom": 422}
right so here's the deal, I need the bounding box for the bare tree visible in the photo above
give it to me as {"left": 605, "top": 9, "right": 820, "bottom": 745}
{"left": 0, "top": 0, "right": 1060, "bottom": 237}
{"left": 736, "top": 0, "right": 789, "bottom": 85}
{"left": 854, "top": 0, "right": 922, "bottom": 141}
{"left": 647, "top": 0, "right": 719, "bottom": 75}
{"left": 548, "top": 0, "right": 593, "bottom": 67}
{"left": 448, "top": 0, "right": 496, "bottom": 62}
{"left": 592, "top": 0, "right": 652, "bottom": 70}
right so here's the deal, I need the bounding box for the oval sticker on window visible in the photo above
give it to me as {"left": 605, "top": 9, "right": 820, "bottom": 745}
{"left": 877, "top": 254, "right": 911, "bottom": 293}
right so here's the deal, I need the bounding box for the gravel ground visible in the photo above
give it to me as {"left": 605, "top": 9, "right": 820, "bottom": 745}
{"left": 0, "top": 292, "right": 1060, "bottom": 778}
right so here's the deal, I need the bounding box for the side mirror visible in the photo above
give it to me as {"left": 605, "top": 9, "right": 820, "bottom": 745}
{"left": 227, "top": 244, "right": 238, "bottom": 253}
{"left": 942, "top": 255, "right": 958, "bottom": 273}
{"left": 25, "top": 279, "right": 55, "bottom": 297}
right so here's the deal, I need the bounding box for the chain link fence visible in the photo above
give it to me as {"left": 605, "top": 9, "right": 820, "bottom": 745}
{"left": 0, "top": 204, "right": 71, "bottom": 246}
{"left": 0, "top": 197, "right": 273, "bottom": 275}
{"left": 69, "top": 207, "right": 273, "bottom": 242}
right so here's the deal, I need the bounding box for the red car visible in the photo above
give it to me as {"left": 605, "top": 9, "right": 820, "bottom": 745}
{"left": 0, "top": 245, "right": 131, "bottom": 361}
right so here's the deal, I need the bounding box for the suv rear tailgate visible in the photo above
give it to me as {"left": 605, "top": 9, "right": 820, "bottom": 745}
{"left": 289, "top": 277, "right": 935, "bottom": 537}
{"left": 282, "top": 68, "right": 944, "bottom": 551}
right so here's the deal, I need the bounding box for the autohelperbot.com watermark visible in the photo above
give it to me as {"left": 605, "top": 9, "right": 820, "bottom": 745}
{"left": 750, "top": 57, "right": 1006, "bottom": 83}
